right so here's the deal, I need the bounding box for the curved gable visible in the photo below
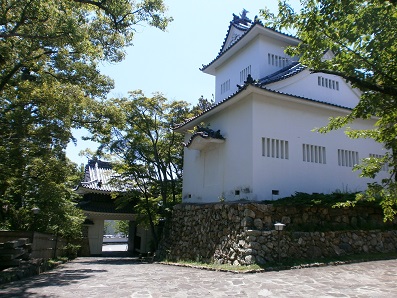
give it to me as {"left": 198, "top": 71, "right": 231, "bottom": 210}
{"left": 264, "top": 68, "right": 361, "bottom": 109}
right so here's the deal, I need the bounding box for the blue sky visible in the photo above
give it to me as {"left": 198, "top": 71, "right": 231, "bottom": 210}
{"left": 67, "top": 0, "right": 299, "bottom": 165}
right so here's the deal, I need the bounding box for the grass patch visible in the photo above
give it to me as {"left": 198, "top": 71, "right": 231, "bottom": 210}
{"left": 262, "top": 191, "right": 381, "bottom": 208}
{"left": 160, "top": 251, "right": 397, "bottom": 273}
{"left": 260, "top": 191, "right": 397, "bottom": 231}
{"left": 159, "top": 260, "right": 264, "bottom": 272}
{"left": 272, "top": 251, "right": 397, "bottom": 269}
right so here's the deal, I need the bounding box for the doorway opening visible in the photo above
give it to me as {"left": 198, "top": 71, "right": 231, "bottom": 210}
{"left": 102, "top": 220, "right": 129, "bottom": 255}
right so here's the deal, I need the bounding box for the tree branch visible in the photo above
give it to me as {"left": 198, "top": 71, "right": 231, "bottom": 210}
{"left": 307, "top": 17, "right": 397, "bottom": 87}
{"left": 310, "top": 69, "right": 397, "bottom": 96}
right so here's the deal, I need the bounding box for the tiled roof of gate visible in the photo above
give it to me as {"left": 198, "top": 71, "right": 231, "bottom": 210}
{"left": 75, "top": 160, "right": 128, "bottom": 194}
{"left": 75, "top": 160, "right": 137, "bottom": 214}
{"left": 78, "top": 196, "right": 135, "bottom": 214}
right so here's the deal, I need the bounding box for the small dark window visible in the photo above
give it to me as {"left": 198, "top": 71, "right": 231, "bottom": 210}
{"left": 235, "top": 190, "right": 240, "bottom": 196}
{"left": 134, "top": 235, "right": 141, "bottom": 250}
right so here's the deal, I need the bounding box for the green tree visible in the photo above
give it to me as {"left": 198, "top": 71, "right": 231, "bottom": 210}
{"left": 261, "top": 0, "right": 397, "bottom": 220}
{"left": 0, "top": 0, "right": 172, "bottom": 236}
{"left": 190, "top": 95, "right": 214, "bottom": 116}
{"left": 115, "top": 220, "right": 129, "bottom": 236}
{"left": 96, "top": 91, "right": 191, "bottom": 246}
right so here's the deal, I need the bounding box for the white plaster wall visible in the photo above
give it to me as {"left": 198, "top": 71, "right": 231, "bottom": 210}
{"left": 214, "top": 39, "right": 259, "bottom": 102}
{"left": 182, "top": 96, "right": 254, "bottom": 203}
{"left": 187, "top": 23, "right": 386, "bottom": 204}
{"left": 182, "top": 90, "right": 387, "bottom": 204}
{"left": 87, "top": 219, "right": 104, "bottom": 255}
{"left": 214, "top": 35, "right": 295, "bottom": 103}
{"left": 251, "top": 92, "right": 388, "bottom": 200}
{"left": 257, "top": 35, "right": 295, "bottom": 79}
{"left": 267, "top": 70, "right": 361, "bottom": 109}
{"left": 219, "top": 98, "right": 254, "bottom": 201}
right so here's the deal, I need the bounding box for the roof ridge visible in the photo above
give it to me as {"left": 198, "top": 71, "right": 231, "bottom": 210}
{"left": 201, "top": 13, "right": 298, "bottom": 72}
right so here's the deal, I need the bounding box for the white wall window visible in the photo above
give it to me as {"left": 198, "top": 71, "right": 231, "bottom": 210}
{"left": 318, "top": 76, "right": 339, "bottom": 90}
{"left": 369, "top": 154, "right": 389, "bottom": 171}
{"left": 302, "top": 144, "right": 326, "bottom": 164}
{"left": 240, "top": 65, "right": 251, "bottom": 83}
{"left": 338, "top": 149, "right": 359, "bottom": 167}
{"left": 262, "top": 137, "right": 289, "bottom": 159}
{"left": 268, "top": 53, "right": 290, "bottom": 68}
{"left": 221, "top": 79, "right": 230, "bottom": 94}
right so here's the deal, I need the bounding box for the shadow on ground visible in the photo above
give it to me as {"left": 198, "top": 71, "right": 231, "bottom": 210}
{"left": 0, "top": 267, "right": 107, "bottom": 298}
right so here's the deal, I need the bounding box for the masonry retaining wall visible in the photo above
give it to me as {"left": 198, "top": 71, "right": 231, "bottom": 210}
{"left": 160, "top": 203, "right": 397, "bottom": 265}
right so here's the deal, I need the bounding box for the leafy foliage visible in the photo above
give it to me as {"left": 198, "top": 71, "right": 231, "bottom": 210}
{"left": 190, "top": 95, "right": 214, "bottom": 116}
{"left": 96, "top": 91, "right": 191, "bottom": 246}
{"left": 267, "top": 192, "right": 375, "bottom": 208}
{"left": 0, "top": 1, "right": 171, "bottom": 238}
{"left": 261, "top": 0, "right": 397, "bottom": 220}
{"left": 115, "top": 220, "right": 130, "bottom": 236}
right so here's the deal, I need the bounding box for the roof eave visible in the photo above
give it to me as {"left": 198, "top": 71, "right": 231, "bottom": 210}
{"left": 174, "top": 85, "right": 353, "bottom": 132}
{"left": 174, "top": 85, "right": 254, "bottom": 132}
{"left": 201, "top": 24, "right": 300, "bottom": 75}
{"left": 75, "top": 185, "right": 124, "bottom": 195}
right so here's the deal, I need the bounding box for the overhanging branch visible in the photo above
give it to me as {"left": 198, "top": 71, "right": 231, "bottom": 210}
{"left": 310, "top": 69, "right": 397, "bottom": 96}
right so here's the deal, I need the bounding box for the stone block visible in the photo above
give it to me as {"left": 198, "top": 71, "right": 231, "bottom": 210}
{"left": 250, "top": 242, "right": 261, "bottom": 251}
{"left": 307, "top": 246, "right": 322, "bottom": 259}
{"left": 241, "top": 217, "right": 253, "bottom": 227}
{"left": 244, "top": 208, "right": 256, "bottom": 218}
{"left": 257, "top": 236, "right": 265, "bottom": 244}
{"left": 246, "top": 235, "right": 256, "bottom": 242}
{"left": 244, "top": 255, "right": 255, "bottom": 264}
{"left": 254, "top": 218, "right": 263, "bottom": 230}
{"left": 245, "top": 230, "right": 261, "bottom": 237}
{"left": 255, "top": 255, "right": 266, "bottom": 265}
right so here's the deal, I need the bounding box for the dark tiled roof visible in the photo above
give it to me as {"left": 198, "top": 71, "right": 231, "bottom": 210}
{"left": 174, "top": 83, "right": 351, "bottom": 131}
{"left": 174, "top": 85, "right": 249, "bottom": 130}
{"left": 75, "top": 160, "right": 128, "bottom": 194}
{"left": 183, "top": 128, "right": 225, "bottom": 148}
{"left": 262, "top": 87, "right": 353, "bottom": 110}
{"left": 183, "top": 133, "right": 207, "bottom": 148}
{"left": 78, "top": 194, "right": 135, "bottom": 214}
{"left": 201, "top": 15, "right": 298, "bottom": 72}
{"left": 259, "top": 62, "right": 307, "bottom": 85}
{"left": 217, "top": 12, "right": 254, "bottom": 55}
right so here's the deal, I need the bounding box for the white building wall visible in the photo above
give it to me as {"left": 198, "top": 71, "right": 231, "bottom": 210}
{"left": 87, "top": 219, "right": 104, "bottom": 255}
{"left": 258, "top": 35, "right": 296, "bottom": 79}
{"left": 251, "top": 93, "right": 388, "bottom": 200}
{"left": 219, "top": 98, "right": 254, "bottom": 200}
{"left": 182, "top": 90, "right": 387, "bottom": 204}
{"left": 268, "top": 70, "right": 361, "bottom": 109}
{"left": 214, "top": 36, "right": 293, "bottom": 103}
{"left": 182, "top": 96, "right": 254, "bottom": 203}
{"left": 184, "top": 21, "right": 387, "bottom": 204}
{"left": 215, "top": 40, "right": 258, "bottom": 102}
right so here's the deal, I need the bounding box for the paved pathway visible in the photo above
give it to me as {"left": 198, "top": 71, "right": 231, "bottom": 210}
{"left": 102, "top": 244, "right": 128, "bottom": 252}
{"left": 0, "top": 258, "right": 396, "bottom": 297}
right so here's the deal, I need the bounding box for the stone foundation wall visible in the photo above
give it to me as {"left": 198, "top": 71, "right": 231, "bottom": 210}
{"left": 161, "top": 203, "right": 397, "bottom": 265}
